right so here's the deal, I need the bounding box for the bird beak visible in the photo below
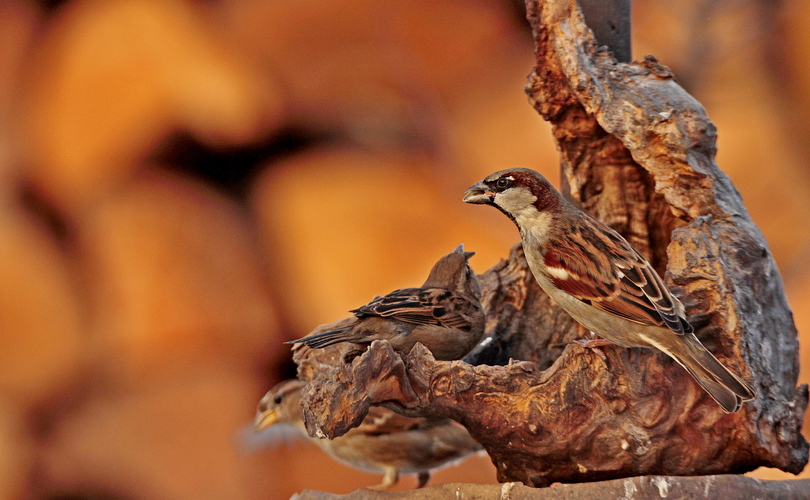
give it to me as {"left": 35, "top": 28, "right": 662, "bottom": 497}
{"left": 463, "top": 182, "right": 494, "bottom": 204}
{"left": 253, "top": 408, "right": 279, "bottom": 432}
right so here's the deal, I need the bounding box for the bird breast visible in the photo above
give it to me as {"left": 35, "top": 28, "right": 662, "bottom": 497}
{"left": 515, "top": 210, "right": 554, "bottom": 247}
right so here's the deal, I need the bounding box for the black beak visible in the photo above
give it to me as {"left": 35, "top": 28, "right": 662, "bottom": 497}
{"left": 463, "top": 181, "right": 494, "bottom": 204}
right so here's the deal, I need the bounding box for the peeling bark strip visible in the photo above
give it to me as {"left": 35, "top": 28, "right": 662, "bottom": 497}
{"left": 295, "top": 0, "right": 808, "bottom": 488}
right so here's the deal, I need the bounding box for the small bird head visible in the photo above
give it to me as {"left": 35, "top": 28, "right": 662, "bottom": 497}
{"left": 253, "top": 379, "right": 306, "bottom": 432}
{"left": 422, "top": 244, "right": 481, "bottom": 298}
{"left": 463, "top": 168, "right": 562, "bottom": 226}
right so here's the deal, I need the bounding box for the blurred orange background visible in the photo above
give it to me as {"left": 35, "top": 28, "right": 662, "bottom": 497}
{"left": 0, "top": 0, "right": 808, "bottom": 498}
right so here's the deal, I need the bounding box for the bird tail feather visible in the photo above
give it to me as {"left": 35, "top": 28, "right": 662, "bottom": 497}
{"left": 285, "top": 326, "right": 353, "bottom": 349}
{"left": 669, "top": 335, "right": 755, "bottom": 413}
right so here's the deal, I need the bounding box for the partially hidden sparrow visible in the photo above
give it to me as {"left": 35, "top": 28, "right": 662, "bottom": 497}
{"left": 253, "top": 379, "right": 483, "bottom": 488}
{"left": 287, "top": 245, "right": 485, "bottom": 361}
{"left": 463, "top": 168, "right": 755, "bottom": 412}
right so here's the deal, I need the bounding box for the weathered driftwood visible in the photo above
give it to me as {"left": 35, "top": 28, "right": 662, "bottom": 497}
{"left": 293, "top": 0, "right": 808, "bottom": 489}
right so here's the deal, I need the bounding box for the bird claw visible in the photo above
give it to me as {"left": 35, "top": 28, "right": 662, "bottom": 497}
{"left": 570, "top": 337, "right": 612, "bottom": 362}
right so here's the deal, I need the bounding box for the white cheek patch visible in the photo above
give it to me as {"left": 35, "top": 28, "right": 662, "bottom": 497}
{"left": 493, "top": 186, "right": 554, "bottom": 243}
{"left": 493, "top": 187, "right": 538, "bottom": 215}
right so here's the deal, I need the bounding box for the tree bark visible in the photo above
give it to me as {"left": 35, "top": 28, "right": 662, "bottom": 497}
{"left": 293, "top": 0, "right": 808, "bottom": 489}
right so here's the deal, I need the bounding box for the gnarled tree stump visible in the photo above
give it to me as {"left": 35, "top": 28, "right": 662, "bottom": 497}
{"left": 292, "top": 0, "right": 808, "bottom": 488}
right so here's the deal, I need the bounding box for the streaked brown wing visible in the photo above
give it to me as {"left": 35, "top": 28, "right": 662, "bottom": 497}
{"left": 543, "top": 218, "right": 691, "bottom": 335}
{"left": 351, "top": 288, "right": 475, "bottom": 331}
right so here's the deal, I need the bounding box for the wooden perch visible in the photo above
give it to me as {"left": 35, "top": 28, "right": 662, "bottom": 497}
{"left": 293, "top": 0, "right": 808, "bottom": 489}
{"left": 294, "top": 475, "right": 810, "bottom": 500}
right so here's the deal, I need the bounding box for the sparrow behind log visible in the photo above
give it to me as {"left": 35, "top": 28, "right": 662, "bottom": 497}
{"left": 463, "top": 168, "right": 755, "bottom": 412}
{"left": 253, "top": 379, "right": 483, "bottom": 488}
{"left": 286, "top": 245, "right": 484, "bottom": 361}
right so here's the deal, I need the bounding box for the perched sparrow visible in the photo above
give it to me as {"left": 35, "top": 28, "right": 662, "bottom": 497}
{"left": 463, "top": 168, "right": 755, "bottom": 412}
{"left": 287, "top": 245, "right": 485, "bottom": 361}
{"left": 253, "top": 379, "right": 483, "bottom": 488}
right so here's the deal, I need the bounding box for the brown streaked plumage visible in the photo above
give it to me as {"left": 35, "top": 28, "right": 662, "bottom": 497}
{"left": 253, "top": 379, "right": 483, "bottom": 489}
{"left": 287, "top": 245, "right": 484, "bottom": 361}
{"left": 463, "top": 167, "right": 755, "bottom": 413}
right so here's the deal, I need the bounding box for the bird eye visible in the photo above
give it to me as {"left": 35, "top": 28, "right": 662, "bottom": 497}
{"left": 495, "top": 177, "right": 512, "bottom": 190}
{"left": 273, "top": 394, "right": 283, "bottom": 405}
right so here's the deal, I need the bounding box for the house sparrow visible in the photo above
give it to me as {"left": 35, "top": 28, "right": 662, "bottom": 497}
{"left": 253, "top": 379, "right": 483, "bottom": 488}
{"left": 463, "top": 168, "right": 755, "bottom": 413}
{"left": 286, "top": 245, "right": 485, "bottom": 361}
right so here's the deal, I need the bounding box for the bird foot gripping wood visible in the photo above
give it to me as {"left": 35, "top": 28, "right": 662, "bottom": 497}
{"left": 569, "top": 337, "right": 614, "bottom": 362}
{"left": 571, "top": 337, "right": 613, "bottom": 349}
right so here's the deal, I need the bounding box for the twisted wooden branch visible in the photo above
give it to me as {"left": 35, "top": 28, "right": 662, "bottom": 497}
{"left": 292, "top": 0, "right": 808, "bottom": 488}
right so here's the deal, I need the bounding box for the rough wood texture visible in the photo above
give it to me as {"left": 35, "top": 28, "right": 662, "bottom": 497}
{"left": 294, "top": 476, "right": 810, "bottom": 500}
{"left": 293, "top": 0, "right": 808, "bottom": 490}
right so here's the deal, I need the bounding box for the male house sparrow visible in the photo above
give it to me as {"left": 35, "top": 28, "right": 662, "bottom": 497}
{"left": 463, "top": 168, "right": 755, "bottom": 412}
{"left": 287, "top": 245, "right": 485, "bottom": 361}
{"left": 253, "top": 379, "right": 483, "bottom": 488}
